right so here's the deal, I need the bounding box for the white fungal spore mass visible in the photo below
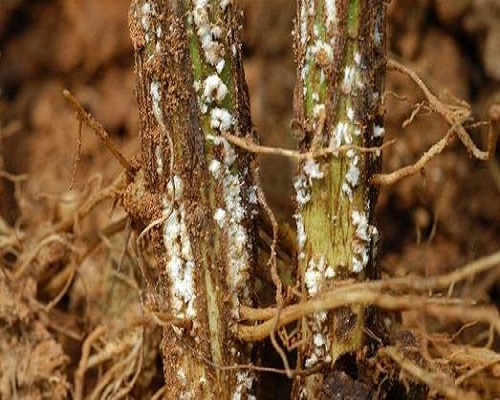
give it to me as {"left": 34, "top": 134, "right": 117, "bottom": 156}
{"left": 325, "top": 0, "right": 338, "bottom": 33}
{"left": 304, "top": 311, "right": 331, "bottom": 368}
{"left": 305, "top": 256, "right": 326, "bottom": 296}
{"left": 213, "top": 208, "right": 226, "bottom": 228}
{"left": 192, "top": 0, "right": 224, "bottom": 67}
{"left": 303, "top": 158, "right": 324, "bottom": 181}
{"left": 203, "top": 74, "right": 228, "bottom": 103}
{"left": 373, "top": 124, "right": 385, "bottom": 138}
{"left": 232, "top": 371, "right": 255, "bottom": 400}
{"left": 210, "top": 108, "right": 233, "bottom": 132}
{"left": 351, "top": 210, "right": 375, "bottom": 273}
{"left": 150, "top": 80, "right": 164, "bottom": 125}
{"left": 163, "top": 176, "right": 197, "bottom": 319}
{"left": 294, "top": 212, "right": 307, "bottom": 259}
{"left": 207, "top": 135, "right": 251, "bottom": 316}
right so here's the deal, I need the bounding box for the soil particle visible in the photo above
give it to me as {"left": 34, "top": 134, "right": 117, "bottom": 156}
{"left": 320, "top": 370, "right": 371, "bottom": 400}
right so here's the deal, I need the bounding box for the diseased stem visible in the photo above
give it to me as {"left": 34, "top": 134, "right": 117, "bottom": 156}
{"left": 129, "top": 1, "right": 257, "bottom": 399}
{"left": 292, "top": 0, "right": 386, "bottom": 397}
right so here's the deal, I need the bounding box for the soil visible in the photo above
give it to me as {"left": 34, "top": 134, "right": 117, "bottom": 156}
{"left": 0, "top": 0, "right": 499, "bottom": 399}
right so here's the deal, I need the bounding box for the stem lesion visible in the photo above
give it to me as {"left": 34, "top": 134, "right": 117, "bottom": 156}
{"left": 290, "top": 0, "right": 387, "bottom": 396}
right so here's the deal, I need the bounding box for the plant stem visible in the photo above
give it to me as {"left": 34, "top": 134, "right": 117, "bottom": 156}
{"left": 129, "top": 1, "right": 257, "bottom": 398}
{"left": 292, "top": 0, "right": 386, "bottom": 397}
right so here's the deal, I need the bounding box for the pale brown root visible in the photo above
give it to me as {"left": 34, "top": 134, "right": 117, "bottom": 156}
{"left": 371, "top": 60, "right": 499, "bottom": 187}
{"left": 70, "top": 119, "right": 83, "bottom": 190}
{"left": 237, "top": 251, "right": 500, "bottom": 340}
{"left": 151, "top": 386, "right": 168, "bottom": 400}
{"left": 222, "top": 131, "right": 395, "bottom": 160}
{"left": 238, "top": 290, "right": 499, "bottom": 341}
{"left": 74, "top": 325, "right": 107, "bottom": 400}
{"left": 382, "top": 346, "right": 479, "bottom": 400}
{"left": 253, "top": 167, "right": 293, "bottom": 375}
{"left": 63, "top": 90, "right": 135, "bottom": 176}
{"left": 372, "top": 128, "right": 453, "bottom": 185}
{"left": 14, "top": 234, "right": 80, "bottom": 279}
{"left": 88, "top": 331, "right": 143, "bottom": 400}
{"left": 386, "top": 59, "right": 497, "bottom": 161}
{"left": 241, "top": 249, "right": 500, "bottom": 324}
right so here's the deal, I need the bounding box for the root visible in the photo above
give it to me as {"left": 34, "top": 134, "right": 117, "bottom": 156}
{"left": 237, "top": 250, "right": 500, "bottom": 341}
{"left": 63, "top": 90, "right": 136, "bottom": 176}
{"left": 222, "top": 131, "right": 394, "bottom": 160}
{"left": 373, "top": 59, "right": 499, "bottom": 186}
{"left": 382, "top": 346, "right": 479, "bottom": 400}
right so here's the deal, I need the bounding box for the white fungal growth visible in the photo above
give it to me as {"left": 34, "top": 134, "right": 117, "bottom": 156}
{"left": 342, "top": 66, "right": 355, "bottom": 92}
{"left": 232, "top": 371, "right": 255, "bottom": 400}
{"left": 299, "top": 0, "right": 308, "bottom": 46}
{"left": 346, "top": 106, "right": 355, "bottom": 122}
{"left": 304, "top": 256, "right": 327, "bottom": 296}
{"left": 208, "top": 159, "right": 221, "bottom": 179}
{"left": 304, "top": 311, "right": 331, "bottom": 368}
{"left": 352, "top": 211, "right": 369, "bottom": 241}
{"left": 207, "top": 136, "right": 251, "bottom": 316}
{"left": 177, "top": 368, "right": 187, "bottom": 385}
{"left": 248, "top": 185, "right": 258, "bottom": 205}
{"left": 203, "top": 74, "right": 228, "bottom": 103}
{"left": 351, "top": 210, "right": 372, "bottom": 273}
{"left": 303, "top": 159, "right": 324, "bottom": 181}
{"left": 150, "top": 80, "right": 164, "bottom": 125}
{"left": 294, "top": 212, "right": 307, "bottom": 259}
{"left": 373, "top": 124, "right": 385, "bottom": 138}
{"left": 192, "top": 0, "right": 225, "bottom": 67}
{"left": 216, "top": 59, "right": 225, "bottom": 74}
{"left": 374, "top": 15, "right": 383, "bottom": 47}
{"left": 213, "top": 208, "right": 226, "bottom": 228}
{"left": 141, "top": 2, "right": 152, "bottom": 43}
{"left": 343, "top": 154, "right": 360, "bottom": 201}
{"left": 345, "top": 157, "right": 360, "bottom": 187}
{"left": 294, "top": 175, "right": 311, "bottom": 206}
{"left": 354, "top": 51, "right": 361, "bottom": 65}
{"left": 155, "top": 145, "right": 163, "bottom": 176}
{"left": 313, "top": 103, "right": 325, "bottom": 118}
{"left": 294, "top": 157, "right": 324, "bottom": 261}
{"left": 325, "top": 0, "right": 338, "bottom": 33}
{"left": 330, "top": 121, "right": 352, "bottom": 150}
{"left": 140, "top": 2, "right": 163, "bottom": 54}
{"left": 163, "top": 176, "right": 197, "bottom": 319}
{"left": 210, "top": 108, "right": 233, "bottom": 132}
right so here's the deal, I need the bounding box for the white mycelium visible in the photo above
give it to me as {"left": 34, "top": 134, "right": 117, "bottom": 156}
{"left": 206, "top": 135, "right": 251, "bottom": 317}
{"left": 203, "top": 74, "right": 228, "bottom": 103}
{"left": 232, "top": 371, "right": 256, "bottom": 400}
{"left": 303, "top": 158, "right": 324, "bottom": 180}
{"left": 373, "top": 124, "right": 385, "bottom": 138}
{"left": 213, "top": 208, "right": 227, "bottom": 228}
{"left": 163, "top": 176, "right": 197, "bottom": 319}
{"left": 193, "top": 0, "right": 225, "bottom": 67}
{"left": 210, "top": 108, "right": 234, "bottom": 132}
{"left": 351, "top": 210, "right": 373, "bottom": 273}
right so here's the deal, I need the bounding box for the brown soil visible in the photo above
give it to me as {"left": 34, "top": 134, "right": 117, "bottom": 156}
{"left": 0, "top": 0, "right": 499, "bottom": 399}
